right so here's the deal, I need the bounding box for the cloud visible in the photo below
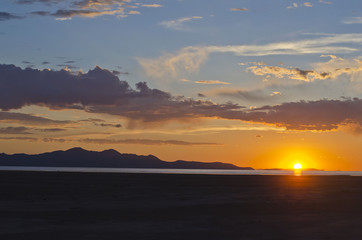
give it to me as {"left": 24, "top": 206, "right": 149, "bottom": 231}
{"left": 95, "top": 123, "right": 122, "bottom": 128}
{"left": 0, "top": 12, "right": 23, "bottom": 21}
{"left": 287, "top": 2, "right": 313, "bottom": 8}
{"left": 17, "top": 0, "right": 161, "bottom": 20}
{"left": 0, "top": 137, "right": 37, "bottom": 141}
{"left": 247, "top": 65, "right": 330, "bottom": 82}
{"left": 14, "top": 0, "right": 62, "bottom": 4}
{"left": 140, "top": 4, "right": 163, "bottom": 8}
{"left": 195, "top": 80, "right": 230, "bottom": 85}
{"left": 77, "top": 138, "right": 220, "bottom": 146}
{"left": 0, "top": 127, "right": 32, "bottom": 135}
{"left": 112, "top": 70, "right": 129, "bottom": 75}
{"left": 230, "top": 8, "right": 249, "bottom": 11}
{"left": 160, "top": 16, "right": 203, "bottom": 30}
{"left": 30, "top": 9, "right": 127, "bottom": 20}
{"left": 342, "top": 17, "right": 362, "bottom": 25}
{"left": 72, "top": 0, "right": 128, "bottom": 10}
{"left": 210, "top": 89, "right": 283, "bottom": 102}
{"left": 128, "top": 10, "right": 140, "bottom": 15}
{"left": 0, "top": 64, "right": 244, "bottom": 126}
{"left": 319, "top": 0, "right": 332, "bottom": 4}
{"left": 246, "top": 55, "right": 362, "bottom": 82}
{"left": 0, "top": 111, "right": 71, "bottom": 126}
{"left": 38, "top": 128, "right": 67, "bottom": 132}
{"left": 240, "top": 98, "right": 362, "bottom": 132}
{"left": 138, "top": 46, "right": 209, "bottom": 79}
{"left": 0, "top": 136, "right": 220, "bottom": 146}
{"left": 138, "top": 33, "right": 362, "bottom": 79}
{"left": 52, "top": 9, "right": 126, "bottom": 20}
{"left": 287, "top": 3, "right": 299, "bottom": 8}
{"left": 4, "top": 64, "right": 362, "bottom": 133}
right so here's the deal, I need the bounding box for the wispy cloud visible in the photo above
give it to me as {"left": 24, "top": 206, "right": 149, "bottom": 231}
{"left": 0, "top": 127, "right": 32, "bottom": 135}
{"left": 319, "top": 0, "right": 332, "bottom": 4}
{"left": 195, "top": 80, "right": 231, "bottom": 85}
{"left": 0, "top": 112, "right": 71, "bottom": 126}
{"left": 78, "top": 138, "right": 220, "bottom": 146}
{"left": 230, "top": 8, "right": 249, "bottom": 12}
{"left": 208, "top": 88, "right": 283, "bottom": 103}
{"left": 0, "top": 12, "right": 23, "bottom": 21}
{"left": 140, "top": 4, "right": 163, "bottom": 8}
{"left": 342, "top": 17, "right": 362, "bottom": 24}
{"left": 138, "top": 33, "right": 362, "bottom": 79}
{"left": 160, "top": 16, "right": 203, "bottom": 30}
{"left": 0, "top": 136, "right": 220, "bottom": 146}
{"left": 287, "top": 2, "right": 313, "bottom": 8}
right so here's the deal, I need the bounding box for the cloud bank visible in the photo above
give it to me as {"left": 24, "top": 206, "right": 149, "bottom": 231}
{"left": 2, "top": 64, "right": 362, "bottom": 133}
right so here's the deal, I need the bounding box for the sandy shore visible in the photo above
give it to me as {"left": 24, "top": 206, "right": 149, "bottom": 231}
{"left": 0, "top": 171, "right": 361, "bottom": 239}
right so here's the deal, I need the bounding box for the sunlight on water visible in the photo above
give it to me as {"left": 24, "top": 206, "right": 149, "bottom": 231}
{"left": 294, "top": 169, "right": 302, "bottom": 176}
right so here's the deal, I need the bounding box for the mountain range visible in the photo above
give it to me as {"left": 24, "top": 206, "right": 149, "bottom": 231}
{"left": 0, "top": 147, "right": 253, "bottom": 170}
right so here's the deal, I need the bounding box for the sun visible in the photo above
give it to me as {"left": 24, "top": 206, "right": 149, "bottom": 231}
{"left": 294, "top": 163, "right": 302, "bottom": 170}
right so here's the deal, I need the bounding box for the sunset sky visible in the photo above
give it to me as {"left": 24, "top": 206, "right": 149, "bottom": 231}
{"left": 1, "top": 0, "right": 362, "bottom": 170}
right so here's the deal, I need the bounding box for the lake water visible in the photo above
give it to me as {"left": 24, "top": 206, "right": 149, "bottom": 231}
{"left": 0, "top": 166, "right": 361, "bottom": 176}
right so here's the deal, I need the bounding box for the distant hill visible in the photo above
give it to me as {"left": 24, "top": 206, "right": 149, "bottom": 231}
{"left": 0, "top": 147, "right": 253, "bottom": 170}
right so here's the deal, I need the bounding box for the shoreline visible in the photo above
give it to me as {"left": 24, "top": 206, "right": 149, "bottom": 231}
{"left": 0, "top": 166, "right": 361, "bottom": 176}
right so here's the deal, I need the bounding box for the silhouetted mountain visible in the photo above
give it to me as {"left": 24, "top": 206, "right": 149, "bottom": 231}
{"left": 0, "top": 148, "right": 253, "bottom": 170}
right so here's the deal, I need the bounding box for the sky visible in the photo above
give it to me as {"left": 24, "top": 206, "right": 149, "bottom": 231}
{"left": 1, "top": 0, "right": 362, "bottom": 170}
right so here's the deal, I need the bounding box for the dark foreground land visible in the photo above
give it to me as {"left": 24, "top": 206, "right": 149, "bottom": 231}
{"left": 0, "top": 171, "right": 362, "bottom": 240}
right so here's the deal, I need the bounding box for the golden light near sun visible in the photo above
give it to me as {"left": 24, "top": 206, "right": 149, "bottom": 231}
{"left": 294, "top": 163, "right": 302, "bottom": 170}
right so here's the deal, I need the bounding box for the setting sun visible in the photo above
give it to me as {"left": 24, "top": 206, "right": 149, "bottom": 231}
{"left": 294, "top": 163, "right": 303, "bottom": 170}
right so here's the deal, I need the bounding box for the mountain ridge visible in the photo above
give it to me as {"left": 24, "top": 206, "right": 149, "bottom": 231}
{"left": 0, "top": 147, "right": 253, "bottom": 170}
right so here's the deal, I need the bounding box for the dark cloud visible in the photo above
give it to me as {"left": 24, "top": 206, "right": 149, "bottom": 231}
{"left": 95, "top": 123, "right": 122, "bottom": 128}
{"left": 241, "top": 98, "right": 362, "bottom": 131}
{"left": 0, "top": 64, "right": 244, "bottom": 126}
{"left": 31, "top": 9, "right": 116, "bottom": 19}
{"left": 77, "top": 138, "right": 220, "bottom": 146}
{"left": 64, "top": 60, "right": 75, "bottom": 64}
{"left": 112, "top": 70, "right": 129, "bottom": 75}
{"left": 198, "top": 93, "right": 206, "bottom": 98}
{"left": 0, "top": 136, "right": 219, "bottom": 146}
{"left": 31, "top": 11, "right": 51, "bottom": 16}
{"left": 22, "top": 61, "right": 32, "bottom": 64}
{"left": 0, "top": 137, "right": 37, "bottom": 141}
{"left": 0, "top": 12, "right": 23, "bottom": 21}
{"left": 14, "top": 0, "right": 63, "bottom": 4}
{"left": 0, "top": 126, "right": 32, "bottom": 134}
{"left": 0, "top": 111, "right": 71, "bottom": 126}
{"left": 38, "top": 128, "right": 67, "bottom": 132}
{"left": 42, "top": 61, "right": 50, "bottom": 65}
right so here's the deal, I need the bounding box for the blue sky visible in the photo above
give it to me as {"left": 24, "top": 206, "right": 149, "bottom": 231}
{"left": 1, "top": 0, "right": 362, "bottom": 170}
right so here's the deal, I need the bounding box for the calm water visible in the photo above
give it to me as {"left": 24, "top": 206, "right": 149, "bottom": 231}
{"left": 0, "top": 166, "right": 361, "bottom": 176}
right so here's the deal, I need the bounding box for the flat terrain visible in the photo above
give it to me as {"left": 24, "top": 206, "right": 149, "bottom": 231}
{"left": 0, "top": 171, "right": 361, "bottom": 240}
